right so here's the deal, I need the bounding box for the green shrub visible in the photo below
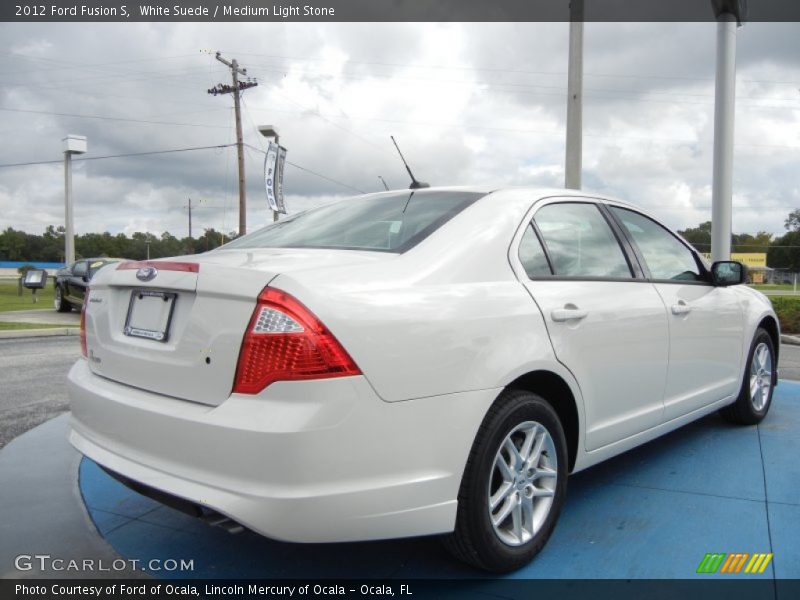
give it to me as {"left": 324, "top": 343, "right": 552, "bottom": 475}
{"left": 768, "top": 296, "right": 800, "bottom": 334}
{"left": 16, "top": 264, "right": 37, "bottom": 276}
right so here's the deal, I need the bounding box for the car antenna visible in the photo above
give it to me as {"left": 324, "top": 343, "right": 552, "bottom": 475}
{"left": 390, "top": 136, "right": 429, "bottom": 190}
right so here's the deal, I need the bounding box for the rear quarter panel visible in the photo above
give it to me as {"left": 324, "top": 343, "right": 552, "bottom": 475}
{"left": 271, "top": 189, "right": 584, "bottom": 405}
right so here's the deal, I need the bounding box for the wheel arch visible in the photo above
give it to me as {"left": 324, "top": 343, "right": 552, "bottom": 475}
{"left": 757, "top": 315, "right": 780, "bottom": 383}
{"left": 505, "top": 370, "right": 580, "bottom": 472}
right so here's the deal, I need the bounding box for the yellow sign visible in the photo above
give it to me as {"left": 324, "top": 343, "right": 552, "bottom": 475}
{"left": 701, "top": 253, "right": 767, "bottom": 268}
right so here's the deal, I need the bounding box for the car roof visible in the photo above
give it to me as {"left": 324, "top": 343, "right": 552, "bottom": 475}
{"left": 365, "top": 185, "right": 637, "bottom": 206}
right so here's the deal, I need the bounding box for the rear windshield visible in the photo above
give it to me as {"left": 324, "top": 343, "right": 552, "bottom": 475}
{"left": 224, "top": 190, "right": 485, "bottom": 253}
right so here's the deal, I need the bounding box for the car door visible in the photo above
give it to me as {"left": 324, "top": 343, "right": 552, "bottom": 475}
{"left": 516, "top": 200, "right": 670, "bottom": 451}
{"left": 607, "top": 206, "right": 744, "bottom": 420}
{"left": 67, "top": 260, "right": 88, "bottom": 304}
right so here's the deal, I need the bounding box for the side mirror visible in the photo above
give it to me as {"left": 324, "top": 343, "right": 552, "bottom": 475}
{"left": 711, "top": 261, "right": 746, "bottom": 286}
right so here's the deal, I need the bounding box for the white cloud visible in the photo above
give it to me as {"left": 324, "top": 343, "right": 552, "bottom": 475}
{"left": 0, "top": 21, "right": 799, "bottom": 241}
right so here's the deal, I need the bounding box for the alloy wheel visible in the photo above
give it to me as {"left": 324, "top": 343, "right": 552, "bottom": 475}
{"left": 487, "top": 420, "right": 558, "bottom": 546}
{"left": 750, "top": 342, "right": 772, "bottom": 411}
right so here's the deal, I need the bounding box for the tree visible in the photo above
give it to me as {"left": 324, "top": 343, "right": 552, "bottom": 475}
{"left": 769, "top": 209, "right": 800, "bottom": 270}
{"left": 194, "top": 228, "right": 227, "bottom": 253}
{"left": 732, "top": 231, "right": 772, "bottom": 254}
{"left": 785, "top": 209, "right": 800, "bottom": 232}
{"left": 768, "top": 231, "right": 800, "bottom": 271}
{"left": 677, "top": 221, "right": 712, "bottom": 253}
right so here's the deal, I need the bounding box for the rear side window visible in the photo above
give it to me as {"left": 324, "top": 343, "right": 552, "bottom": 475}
{"left": 72, "top": 262, "right": 87, "bottom": 278}
{"left": 224, "top": 190, "right": 485, "bottom": 253}
{"left": 609, "top": 207, "right": 702, "bottom": 281}
{"left": 518, "top": 225, "right": 552, "bottom": 278}
{"left": 533, "top": 203, "right": 632, "bottom": 278}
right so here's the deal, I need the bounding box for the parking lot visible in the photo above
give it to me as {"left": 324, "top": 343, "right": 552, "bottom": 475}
{"left": 3, "top": 335, "right": 800, "bottom": 449}
{"left": 1, "top": 334, "right": 799, "bottom": 584}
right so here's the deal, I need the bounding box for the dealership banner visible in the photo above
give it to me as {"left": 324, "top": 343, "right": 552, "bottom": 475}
{"left": 264, "top": 141, "right": 287, "bottom": 215}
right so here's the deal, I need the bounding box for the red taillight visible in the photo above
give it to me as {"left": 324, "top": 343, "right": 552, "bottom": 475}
{"left": 233, "top": 287, "right": 361, "bottom": 394}
{"left": 80, "top": 289, "right": 88, "bottom": 358}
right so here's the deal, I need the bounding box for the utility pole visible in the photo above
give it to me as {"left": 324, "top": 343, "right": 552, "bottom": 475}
{"left": 184, "top": 198, "right": 194, "bottom": 239}
{"left": 565, "top": 0, "right": 584, "bottom": 190}
{"left": 208, "top": 52, "right": 258, "bottom": 236}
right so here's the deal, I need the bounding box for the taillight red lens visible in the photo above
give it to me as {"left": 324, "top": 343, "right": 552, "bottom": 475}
{"left": 80, "top": 289, "right": 89, "bottom": 358}
{"left": 233, "top": 287, "right": 361, "bottom": 394}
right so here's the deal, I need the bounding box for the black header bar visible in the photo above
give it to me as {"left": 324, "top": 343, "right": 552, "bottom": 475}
{"left": 4, "top": 0, "right": 800, "bottom": 23}
{"left": 3, "top": 579, "right": 800, "bottom": 600}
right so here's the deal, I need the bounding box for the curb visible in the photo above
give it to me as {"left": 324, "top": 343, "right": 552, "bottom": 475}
{"left": 0, "top": 327, "right": 79, "bottom": 339}
{"left": 781, "top": 334, "right": 800, "bottom": 346}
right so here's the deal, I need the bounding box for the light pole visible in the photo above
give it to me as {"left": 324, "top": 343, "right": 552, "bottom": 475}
{"left": 565, "top": 0, "right": 584, "bottom": 190}
{"left": 63, "top": 135, "right": 86, "bottom": 266}
{"left": 258, "top": 125, "right": 281, "bottom": 222}
{"left": 710, "top": 0, "right": 746, "bottom": 262}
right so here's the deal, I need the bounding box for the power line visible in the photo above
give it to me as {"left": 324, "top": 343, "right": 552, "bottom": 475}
{"left": 0, "top": 50, "right": 198, "bottom": 71}
{"left": 2, "top": 81, "right": 225, "bottom": 111}
{"left": 245, "top": 104, "right": 800, "bottom": 151}
{"left": 286, "top": 160, "right": 365, "bottom": 194}
{"left": 249, "top": 63, "right": 800, "bottom": 106}
{"left": 248, "top": 65, "right": 800, "bottom": 112}
{"left": 0, "top": 106, "right": 229, "bottom": 129}
{"left": 224, "top": 50, "right": 800, "bottom": 88}
{"left": 240, "top": 86, "right": 383, "bottom": 192}
{"left": 0, "top": 143, "right": 237, "bottom": 168}
{"left": 243, "top": 143, "right": 365, "bottom": 193}
{"left": 270, "top": 88, "right": 395, "bottom": 158}
{"left": 690, "top": 242, "right": 800, "bottom": 249}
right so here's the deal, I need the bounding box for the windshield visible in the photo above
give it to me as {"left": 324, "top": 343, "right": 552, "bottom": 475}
{"left": 223, "top": 190, "right": 486, "bottom": 253}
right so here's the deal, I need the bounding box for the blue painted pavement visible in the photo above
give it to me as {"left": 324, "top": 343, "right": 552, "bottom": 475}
{"left": 79, "top": 382, "right": 800, "bottom": 579}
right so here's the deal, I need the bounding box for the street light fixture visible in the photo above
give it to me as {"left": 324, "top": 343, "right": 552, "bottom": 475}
{"left": 63, "top": 134, "right": 87, "bottom": 266}
{"left": 258, "top": 124, "right": 280, "bottom": 143}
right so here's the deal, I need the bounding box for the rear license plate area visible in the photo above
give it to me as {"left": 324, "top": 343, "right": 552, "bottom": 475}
{"left": 124, "top": 290, "right": 177, "bottom": 342}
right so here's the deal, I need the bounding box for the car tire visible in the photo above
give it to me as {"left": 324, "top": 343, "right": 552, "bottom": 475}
{"left": 720, "top": 327, "right": 775, "bottom": 425}
{"left": 443, "top": 389, "right": 568, "bottom": 573}
{"left": 54, "top": 286, "right": 71, "bottom": 312}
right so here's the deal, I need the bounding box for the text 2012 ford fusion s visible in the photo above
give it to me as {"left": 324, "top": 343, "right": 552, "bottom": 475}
{"left": 68, "top": 187, "right": 778, "bottom": 572}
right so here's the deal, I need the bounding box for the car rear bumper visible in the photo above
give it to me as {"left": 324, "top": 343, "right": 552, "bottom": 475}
{"left": 68, "top": 359, "right": 498, "bottom": 543}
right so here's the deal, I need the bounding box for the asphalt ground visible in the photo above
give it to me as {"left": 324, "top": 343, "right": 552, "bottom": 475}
{"left": 80, "top": 379, "right": 800, "bottom": 580}
{"left": 1, "top": 336, "right": 799, "bottom": 449}
{"left": 0, "top": 307, "right": 80, "bottom": 325}
{"left": 0, "top": 336, "right": 80, "bottom": 448}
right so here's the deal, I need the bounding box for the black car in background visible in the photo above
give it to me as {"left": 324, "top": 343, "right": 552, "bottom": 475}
{"left": 54, "top": 258, "right": 122, "bottom": 312}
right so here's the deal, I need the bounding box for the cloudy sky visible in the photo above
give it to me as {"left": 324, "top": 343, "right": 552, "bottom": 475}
{"left": 1, "top": 21, "right": 799, "bottom": 245}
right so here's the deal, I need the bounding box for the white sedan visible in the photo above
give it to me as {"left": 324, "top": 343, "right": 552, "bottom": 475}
{"left": 68, "top": 187, "right": 778, "bottom": 572}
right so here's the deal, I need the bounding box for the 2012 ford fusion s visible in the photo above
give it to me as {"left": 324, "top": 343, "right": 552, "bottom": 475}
{"left": 68, "top": 187, "right": 778, "bottom": 572}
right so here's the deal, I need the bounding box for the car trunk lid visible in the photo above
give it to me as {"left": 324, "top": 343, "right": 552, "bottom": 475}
{"left": 83, "top": 249, "right": 389, "bottom": 406}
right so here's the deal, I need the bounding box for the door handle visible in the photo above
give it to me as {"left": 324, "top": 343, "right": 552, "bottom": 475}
{"left": 551, "top": 306, "right": 588, "bottom": 322}
{"left": 671, "top": 301, "right": 691, "bottom": 315}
